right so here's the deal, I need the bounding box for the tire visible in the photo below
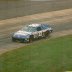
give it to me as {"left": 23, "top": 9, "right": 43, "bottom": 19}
{"left": 29, "top": 35, "right": 34, "bottom": 43}
{"left": 44, "top": 30, "right": 50, "bottom": 38}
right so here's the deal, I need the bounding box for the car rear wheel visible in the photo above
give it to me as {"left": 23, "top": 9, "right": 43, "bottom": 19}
{"left": 43, "top": 31, "right": 50, "bottom": 38}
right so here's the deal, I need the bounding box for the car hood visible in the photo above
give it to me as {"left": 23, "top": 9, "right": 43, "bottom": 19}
{"left": 15, "top": 30, "right": 32, "bottom": 35}
{"left": 13, "top": 30, "right": 32, "bottom": 38}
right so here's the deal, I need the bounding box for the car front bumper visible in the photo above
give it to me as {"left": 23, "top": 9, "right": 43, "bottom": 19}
{"left": 12, "top": 37, "right": 29, "bottom": 43}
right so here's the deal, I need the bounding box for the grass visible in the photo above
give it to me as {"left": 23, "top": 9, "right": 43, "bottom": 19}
{"left": 0, "top": 35, "right": 72, "bottom": 72}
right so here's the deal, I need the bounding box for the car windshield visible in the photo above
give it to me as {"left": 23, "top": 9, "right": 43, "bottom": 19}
{"left": 21, "top": 26, "right": 37, "bottom": 32}
{"left": 42, "top": 24, "right": 49, "bottom": 29}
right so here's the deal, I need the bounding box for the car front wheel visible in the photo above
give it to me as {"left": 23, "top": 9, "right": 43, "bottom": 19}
{"left": 29, "top": 35, "right": 34, "bottom": 43}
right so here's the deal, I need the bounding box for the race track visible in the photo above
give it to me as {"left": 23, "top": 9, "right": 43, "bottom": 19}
{"left": 0, "top": 9, "right": 72, "bottom": 54}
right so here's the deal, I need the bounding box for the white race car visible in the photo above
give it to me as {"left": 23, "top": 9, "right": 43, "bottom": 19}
{"left": 12, "top": 23, "right": 53, "bottom": 42}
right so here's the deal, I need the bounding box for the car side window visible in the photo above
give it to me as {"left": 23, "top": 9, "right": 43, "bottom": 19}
{"left": 37, "top": 27, "right": 42, "bottom": 31}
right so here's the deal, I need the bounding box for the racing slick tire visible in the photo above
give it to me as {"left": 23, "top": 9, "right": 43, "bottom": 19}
{"left": 43, "top": 30, "right": 50, "bottom": 38}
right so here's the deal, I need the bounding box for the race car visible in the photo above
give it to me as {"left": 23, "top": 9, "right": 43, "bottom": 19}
{"left": 12, "top": 23, "right": 53, "bottom": 42}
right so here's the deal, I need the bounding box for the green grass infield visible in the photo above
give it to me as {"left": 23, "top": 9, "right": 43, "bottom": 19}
{"left": 0, "top": 35, "right": 72, "bottom": 72}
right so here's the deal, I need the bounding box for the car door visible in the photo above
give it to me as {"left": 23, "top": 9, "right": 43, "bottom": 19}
{"left": 37, "top": 27, "right": 43, "bottom": 37}
{"left": 33, "top": 31, "right": 39, "bottom": 38}
{"left": 33, "top": 27, "right": 43, "bottom": 38}
{"left": 32, "top": 27, "right": 39, "bottom": 38}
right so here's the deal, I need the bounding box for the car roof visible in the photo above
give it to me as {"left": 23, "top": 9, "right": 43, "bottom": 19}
{"left": 28, "top": 23, "right": 41, "bottom": 27}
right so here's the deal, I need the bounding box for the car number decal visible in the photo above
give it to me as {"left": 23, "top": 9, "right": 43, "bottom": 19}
{"left": 38, "top": 31, "right": 43, "bottom": 37}
{"left": 33, "top": 32, "right": 39, "bottom": 38}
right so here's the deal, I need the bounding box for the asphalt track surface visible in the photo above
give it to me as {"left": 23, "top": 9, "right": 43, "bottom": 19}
{"left": 0, "top": 9, "right": 72, "bottom": 54}
{"left": 0, "top": 0, "right": 72, "bottom": 20}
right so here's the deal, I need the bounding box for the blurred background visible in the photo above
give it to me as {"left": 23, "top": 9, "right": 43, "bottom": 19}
{"left": 0, "top": 0, "right": 72, "bottom": 20}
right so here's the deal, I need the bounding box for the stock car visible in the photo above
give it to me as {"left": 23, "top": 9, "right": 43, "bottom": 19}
{"left": 12, "top": 23, "right": 53, "bottom": 42}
